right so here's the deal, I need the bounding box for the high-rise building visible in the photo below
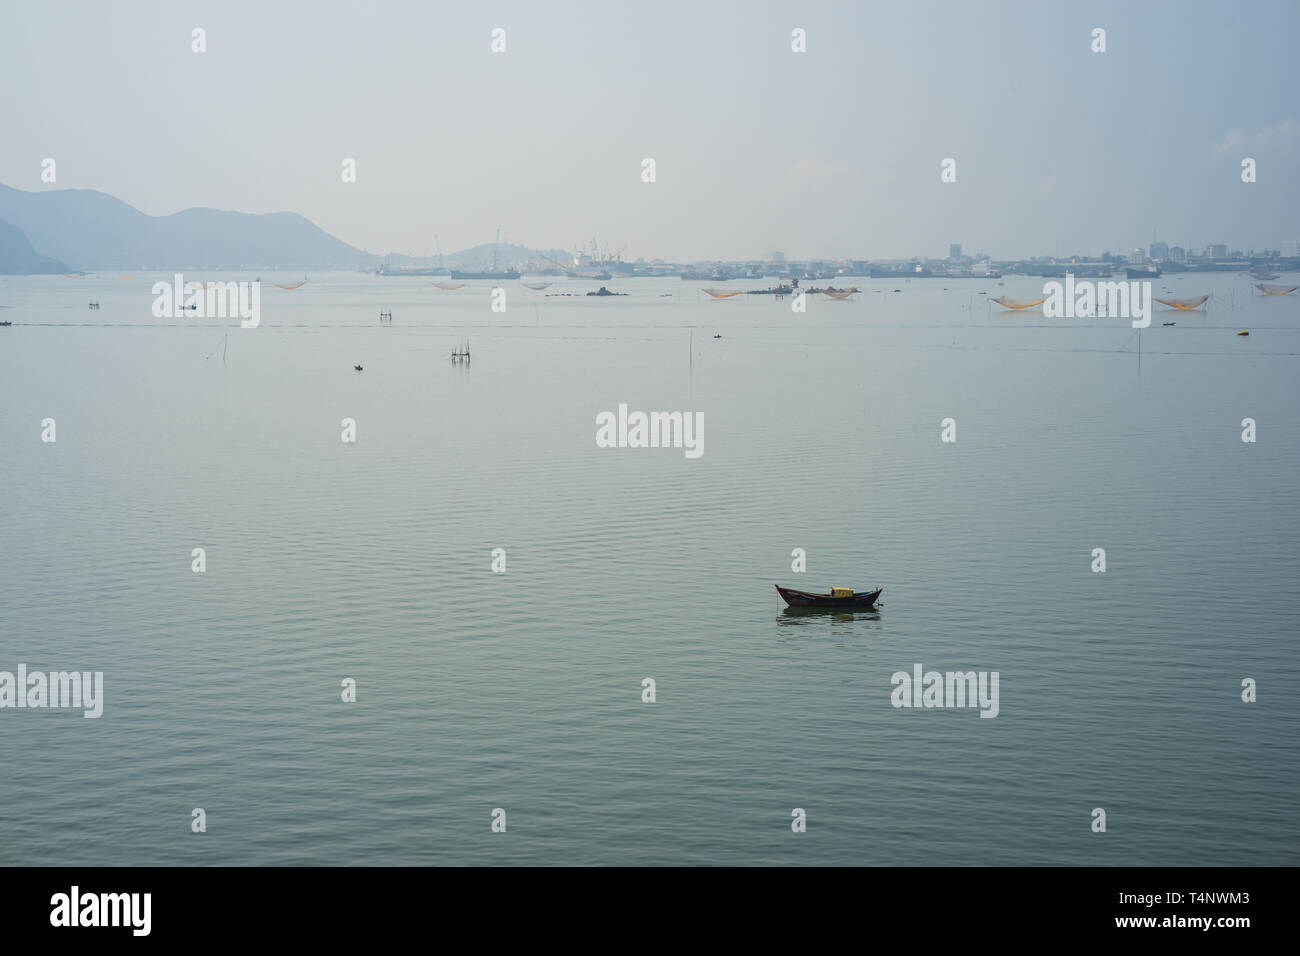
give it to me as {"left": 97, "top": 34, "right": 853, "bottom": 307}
{"left": 1149, "top": 241, "right": 1169, "bottom": 260}
{"left": 949, "top": 243, "right": 962, "bottom": 260}
{"left": 1208, "top": 243, "right": 1227, "bottom": 259}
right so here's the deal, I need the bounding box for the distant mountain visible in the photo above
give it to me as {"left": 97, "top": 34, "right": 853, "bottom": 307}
{"left": 0, "top": 217, "right": 73, "bottom": 274}
{"left": 0, "top": 184, "right": 378, "bottom": 271}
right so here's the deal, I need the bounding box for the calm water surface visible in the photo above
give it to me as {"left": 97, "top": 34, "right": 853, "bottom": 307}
{"left": 1, "top": 272, "right": 1296, "bottom": 865}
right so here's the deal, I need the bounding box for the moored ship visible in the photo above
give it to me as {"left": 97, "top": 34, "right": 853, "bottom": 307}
{"left": 451, "top": 228, "right": 520, "bottom": 279}
{"left": 451, "top": 268, "right": 521, "bottom": 279}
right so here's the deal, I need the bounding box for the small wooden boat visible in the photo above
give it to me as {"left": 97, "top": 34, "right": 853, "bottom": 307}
{"left": 1256, "top": 283, "right": 1298, "bottom": 296}
{"left": 1237, "top": 330, "right": 1250, "bottom": 336}
{"left": 775, "top": 584, "right": 882, "bottom": 609}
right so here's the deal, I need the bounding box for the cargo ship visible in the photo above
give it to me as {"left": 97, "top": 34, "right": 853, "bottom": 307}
{"left": 451, "top": 268, "right": 520, "bottom": 279}
{"left": 450, "top": 228, "right": 520, "bottom": 280}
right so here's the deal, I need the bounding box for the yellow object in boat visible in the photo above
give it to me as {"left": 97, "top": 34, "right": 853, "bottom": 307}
{"left": 830, "top": 587, "right": 854, "bottom": 598}
{"left": 1237, "top": 329, "right": 1250, "bottom": 336}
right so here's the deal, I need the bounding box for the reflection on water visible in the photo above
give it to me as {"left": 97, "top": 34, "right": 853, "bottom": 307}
{"left": 776, "top": 605, "right": 883, "bottom": 628}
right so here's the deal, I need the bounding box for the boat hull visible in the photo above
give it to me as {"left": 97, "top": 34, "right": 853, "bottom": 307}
{"left": 450, "top": 270, "right": 521, "bottom": 280}
{"left": 774, "top": 584, "right": 882, "bottom": 609}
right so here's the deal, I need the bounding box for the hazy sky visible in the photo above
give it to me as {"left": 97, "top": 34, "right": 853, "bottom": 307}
{"left": 3, "top": 0, "right": 1297, "bottom": 261}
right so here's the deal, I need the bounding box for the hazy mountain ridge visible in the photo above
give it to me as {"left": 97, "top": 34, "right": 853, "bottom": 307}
{"left": 0, "top": 217, "right": 73, "bottom": 274}
{"left": 0, "top": 184, "right": 379, "bottom": 271}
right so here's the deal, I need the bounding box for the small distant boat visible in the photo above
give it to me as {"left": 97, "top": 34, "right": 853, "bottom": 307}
{"left": 1154, "top": 294, "right": 1210, "bottom": 310}
{"left": 1256, "top": 283, "right": 1298, "bottom": 296}
{"left": 0, "top": 320, "right": 11, "bottom": 327}
{"left": 992, "top": 296, "right": 1046, "bottom": 310}
{"left": 774, "top": 584, "right": 883, "bottom": 609}
{"left": 1250, "top": 271, "right": 1280, "bottom": 280}
{"left": 1237, "top": 330, "right": 1250, "bottom": 336}
{"left": 586, "top": 286, "right": 626, "bottom": 296}
{"left": 435, "top": 281, "right": 465, "bottom": 290}
{"left": 521, "top": 281, "right": 552, "bottom": 291}
{"left": 1126, "top": 265, "right": 1161, "bottom": 279}
{"left": 1162, "top": 322, "right": 1175, "bottom": 326}
{"left": 354, "top": 364, "right": 363, "bottom": 371}
{"left": 816, "top": 287, "right": 859, "bottom": 299}
{"left": 702, "top": 288, "right": 744, "bottom": 299}
{"left": 275, "top": 281, "right": 306, "bottom": 290}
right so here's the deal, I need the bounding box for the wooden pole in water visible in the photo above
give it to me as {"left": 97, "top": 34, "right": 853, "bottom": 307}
{"left": 690, "top": 328, "right": 693, "bottom": 369}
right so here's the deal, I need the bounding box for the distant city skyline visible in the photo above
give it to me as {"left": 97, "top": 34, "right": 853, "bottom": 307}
{"left": 2, "top": 0, "right": 1296, "bottom": 262}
